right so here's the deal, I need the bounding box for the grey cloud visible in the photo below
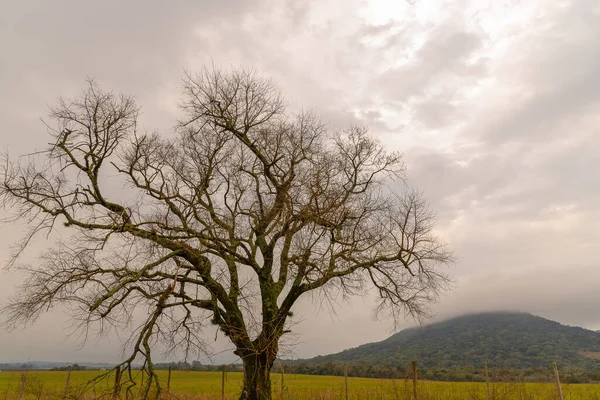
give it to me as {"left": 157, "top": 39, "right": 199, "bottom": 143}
{"left": 358, "top": 22, "right": 398, "bottom": 39}
{"left": 373, "top": 24, "right": 486, "bottom": 103}
{"left": 0, "top": 0, "right": 266, "bottom": 147}
{"left": 412, "top": 97, "right": 462, "bottom": 129}
{"left": 404, "top": 150, "right": 472, "bottom": 216}
{"left": 475, "top": 2, "right": 600, "bottom": 146}
{"left": 417, "top": 29, "right": 483, "bottom": 74}
{"left": 400, "top": 4, "right": 600, "bottom": 329}
{"left": 2, "top": 0, "right": 600, "bottom": 364}
{"left": 434, "top": 264, "right": 600, "bottom": 330}
{"left": 535, "top": 134, "right": 600, "bottom": 211}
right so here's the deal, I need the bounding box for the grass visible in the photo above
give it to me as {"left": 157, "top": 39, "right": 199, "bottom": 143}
{"left": 1, "top": 370, "right": 600, "bottom": 399}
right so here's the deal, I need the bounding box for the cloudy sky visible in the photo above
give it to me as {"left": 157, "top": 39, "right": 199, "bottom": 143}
{"left": 1, "top": 0, "right": 599, "bottom": 364}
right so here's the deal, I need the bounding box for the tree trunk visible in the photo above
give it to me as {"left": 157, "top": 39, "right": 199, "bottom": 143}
{"left": 239, "top": 352, "right": 274, "bottom": 400}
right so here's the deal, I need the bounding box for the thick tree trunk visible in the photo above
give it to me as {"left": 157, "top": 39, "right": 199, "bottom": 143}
{"left": 239, "top": 351, "right": 274, "bottom": 400}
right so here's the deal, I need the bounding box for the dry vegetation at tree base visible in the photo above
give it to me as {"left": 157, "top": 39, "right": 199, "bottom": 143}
{"left": 1, "top": 371, "right": 600, "bottom": 399}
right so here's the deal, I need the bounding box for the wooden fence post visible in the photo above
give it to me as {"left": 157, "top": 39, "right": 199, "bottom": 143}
{"left": 18, "top": 371, "right": 27, "bottom": 400}
{"left": 344, "top": 363, "right": 349, "bottom": 400}
{"left": 112, "top": 365, "right": 121, "bottom": 400}
{"left": 280, "top": 362, "right": 285, "bottom": 400}
{"left": 484, "top": 361, "right": 491, "bottom": 400}
{"left": 62, "top": 367, "right": 72, "bottom": 400}
{"left": 553, "top": 362, "right": 564, "bottom": 400}
{"left": 412, "top": 361, "right": 418, "bottom": 400}
{"left": 167, "top": 365, "right": 172, "bottom": 394}
{"left": 221, "top": 365, "right": 226, "bottom": 400}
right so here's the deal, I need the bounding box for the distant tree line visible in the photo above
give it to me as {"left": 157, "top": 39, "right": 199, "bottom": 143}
{"left": 3, "top": 359, "right": 600, "bottom": 384}
{"left": 0, "top": 363, "right": 34, "bottom": 371}
{"left": 50, "top": 364, "right": 87, "bottom": 371}
{"left": 153, "top": 361, "right": 243, "bottom": 372}
{"left": 279, "top": 362, "right": 600, "bottom": 384}
{"left": 0, "top": 363, "right": 89, "bottom": 371}
{"left": 151, "top": 360, "right": 600, "bottom": 384}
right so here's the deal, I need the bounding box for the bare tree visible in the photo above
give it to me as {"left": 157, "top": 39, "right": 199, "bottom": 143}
{"left": 1, "top": 68, "right": 452, "bottom": 400}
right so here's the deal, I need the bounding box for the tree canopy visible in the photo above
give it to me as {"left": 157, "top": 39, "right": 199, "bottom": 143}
{"left": 1, "top": 67, "right": 452, "bottom": 400}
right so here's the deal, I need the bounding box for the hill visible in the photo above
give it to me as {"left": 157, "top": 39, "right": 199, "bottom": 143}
{"left": 301, "top": 312, "right": 600, "bottom": 370}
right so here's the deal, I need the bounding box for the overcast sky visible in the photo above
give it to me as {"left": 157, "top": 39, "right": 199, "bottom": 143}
{"left": 1, "top": 0, "right": 599, "bottom": 364}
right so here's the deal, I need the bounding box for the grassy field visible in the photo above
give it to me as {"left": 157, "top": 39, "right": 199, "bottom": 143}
{"left": 1, "top": 370, "right": 599, "bottom": 399}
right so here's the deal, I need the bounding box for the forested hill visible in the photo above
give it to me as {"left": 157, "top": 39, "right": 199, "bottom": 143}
{"left": 301, "top": 312, "right": 600, "bottom": 370}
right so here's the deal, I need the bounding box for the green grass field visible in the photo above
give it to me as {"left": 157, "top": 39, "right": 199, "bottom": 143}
{"left": 1, "top": 370, "right": 599, "bottom": 399}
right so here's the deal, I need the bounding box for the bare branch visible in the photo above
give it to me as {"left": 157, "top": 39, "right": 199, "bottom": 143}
{"left": 1, "top": 67, "right": 452, "bottom": 400}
